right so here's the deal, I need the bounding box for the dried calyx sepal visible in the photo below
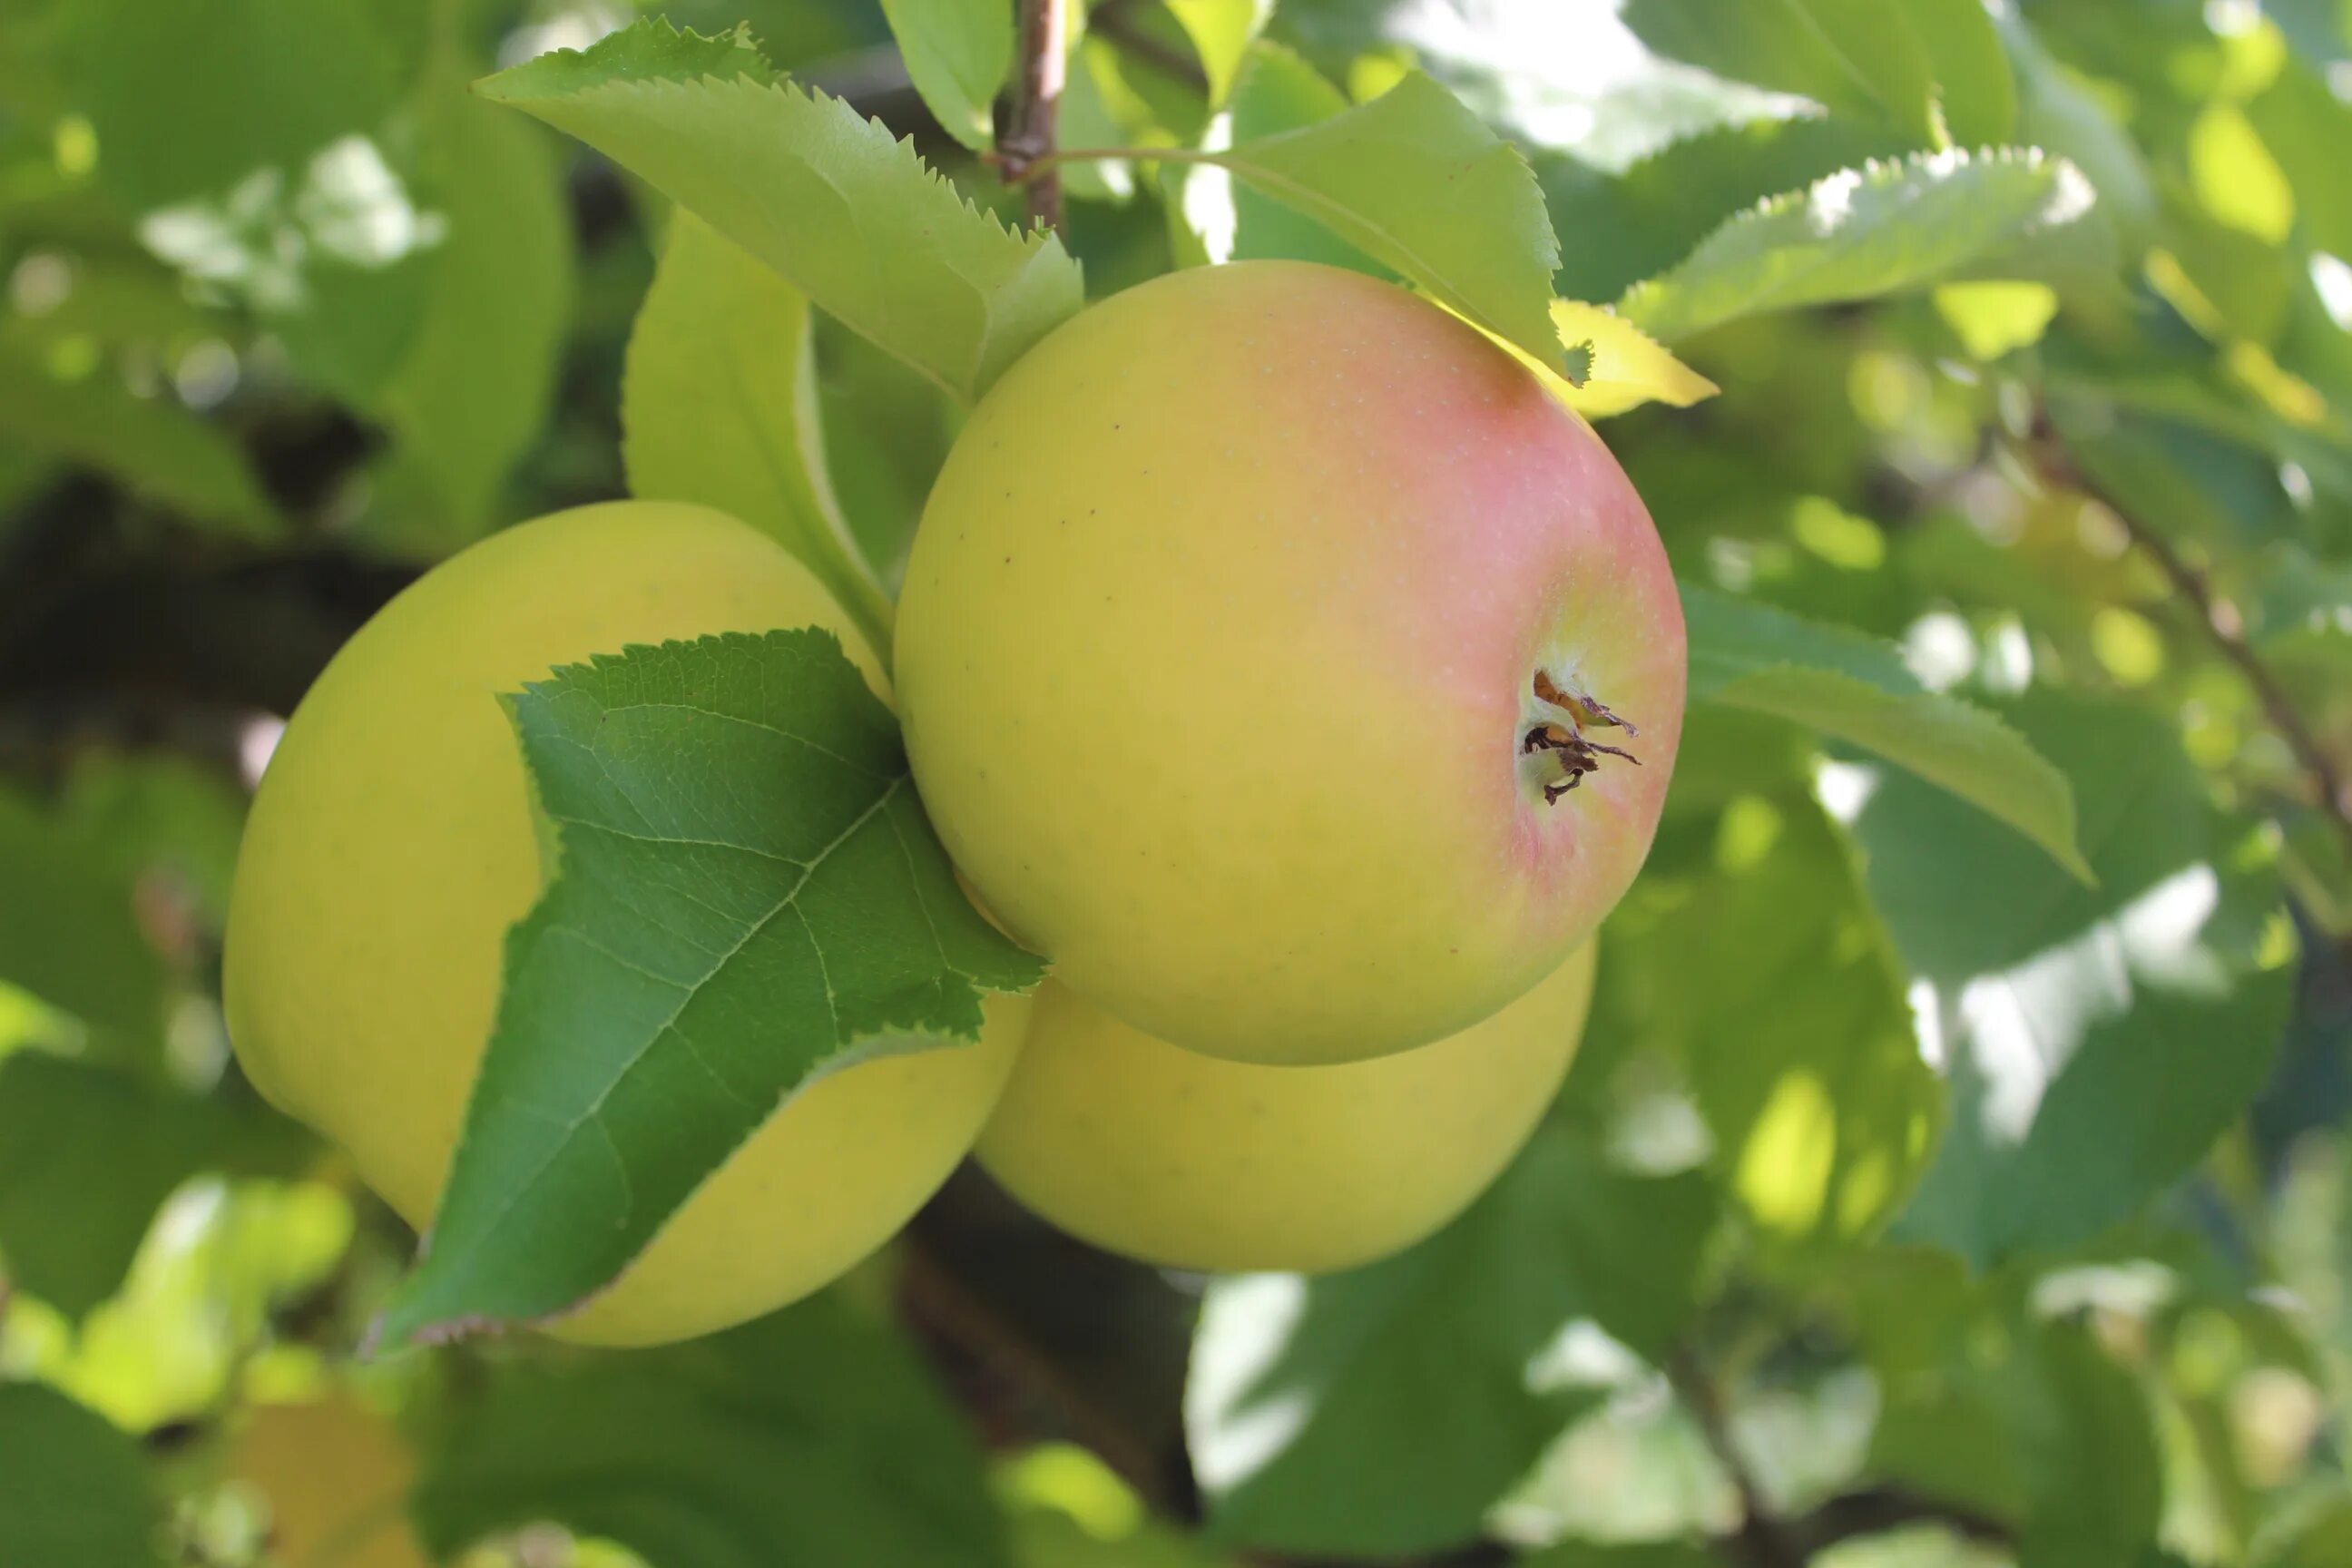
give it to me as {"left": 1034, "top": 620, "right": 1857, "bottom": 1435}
{"left": 1522, "top": 670, "right": 1639, "bottom": 803}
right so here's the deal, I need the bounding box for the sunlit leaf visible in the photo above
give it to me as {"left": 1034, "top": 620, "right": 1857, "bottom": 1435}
{"left": 1189, "top": 71, "right": 1563, "bottom": 371}
{"left": 624, "top": 212, "right": 894, "bottom": 651}
{"left": 1683, "top": 585, "right": 2087, "bottom": 878}
{"left": 479, "top": 19, "right": 1083, "bottom": 405}
{"left": 1544, "top": 300, "right": 1717, "bottom": 417}
{"left": 1166, "top": 0, "right": 1276, "bottom": 108}
{"left": 1864, "top": 691, "right": 2296, "bottom": 1267}
{"left": 880, "top": 0, "right": 1013, "bottom": 151}
{"left": 1622, "top": 148, "right": 2113, "bottom": 344}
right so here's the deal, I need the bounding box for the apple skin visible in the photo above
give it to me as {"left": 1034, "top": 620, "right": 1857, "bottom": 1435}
{"left": 224, "top": 501, "right": 1029, "bottom": 1348}
{"left": 227, "top": 1393, "right": 429, "bottom": 1568}
{"left": 897, "top": 260, "right": 1682, "bottom": 1066}
{"left": 977, "top": 941, "right": 1596, "bottom": 1275}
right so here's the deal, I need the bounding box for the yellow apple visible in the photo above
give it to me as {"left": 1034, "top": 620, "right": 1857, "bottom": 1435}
{"left": 224, "top": 501, "right": 1028, "bottom": 1348}
{"left": 897, "top": 260, "right": 1681, "bottom": 1066}
{"left": 976, "top": 942, "right": 1596, "bottom": 1274}
{"left": 226, "top": 1392, "right": 427, "bottom": 1568}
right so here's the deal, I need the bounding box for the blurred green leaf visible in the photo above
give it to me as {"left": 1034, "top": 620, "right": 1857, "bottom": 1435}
{"left": 1166, "top": 0, "right": 1275, "bottom": 109}
{"left": 367, "top": 50, "right": 574, "bottom": 553}
{"left": 0, "top": 1053, "right": 309, "bottom": 1318}
{"left": 1269, "top": 0, "right": 1797, "bottom": 171}
{"left": 57, "top": 753, "right": 247, "bottom": 931}
{"left": 479, "top": 18, "right": 1083, "bottom": 405}
{"left": 1517, "top": 1543, "right": 1724, "bottom": 1568}
{"left": 377, "top": 632, "right": 1043, "bottom": 1346}
{"left": 1871, "top": 1306, "right": 2161, "bottom": 1565}
{"left": 1623, "top": 147, "right": 2116, "bottom": 344}
{"left": 1188, "top": 70, "right": 1563, "bottom": 371}
{"left": 1188, "top": 1129, "right": 1716, "bottom": 1557}
{"left": 1996, "top": 13, "right": 2156, "bottom": 254}
{"left": 1683, "top": 585, "right": 2086, "bottom": 878}
{"left": 0, "top": 1381, "right": 162, "bottom": 1567}
{"left": 60, "top": 0, "right": 404, "bottom": 211}
{"left": 1908, "top": 0, "right": 2019, "bottom": 148}
{"left": 880, "top": 0, "right": 1012, "bottom": 151}
{"left": 0, "top": 789, "right": 162, "bottom": 1047}
{"left": 0, "top": 347, "right": 277, "bottom": 535}
{"left": 416, "top": 1293, "right": 1011, "bottom": 1568}
{"left": 1622, "top": 0, "right": 1941, "bottom": 144}
{"left": 1864, "top": 691, "right": 2296, "bottom": 1267}
{"left": 1601, "top": 801, "right": 1936, "bottom": 1254}
{"left": 2245, "top": 58, "right": 2352, "bottom": 260}
{"left": 623, "top": 211, "right": 894, "bottom": 650}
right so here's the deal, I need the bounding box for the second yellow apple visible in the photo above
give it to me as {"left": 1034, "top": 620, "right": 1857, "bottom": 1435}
{"left": 977, "top": 943, "right": 1598, "bottom": 1274}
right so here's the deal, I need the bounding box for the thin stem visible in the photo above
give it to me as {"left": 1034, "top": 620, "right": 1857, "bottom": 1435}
{"left": 1002, "top": 0, "right": 1069, "bottom": 234}
{"left": 1665, "top": 1347, "right": 1807, "bottom": 1568}
{"left": 2041, "top": 436, "right": 2352, "bottom": 865}
{"left": 997, "top": 145, "right": 1220, "bottom": 183}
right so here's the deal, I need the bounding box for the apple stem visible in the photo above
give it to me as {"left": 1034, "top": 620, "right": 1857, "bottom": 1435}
{"left": 1524, "top": 670, "right": 1641, "bottom": 803}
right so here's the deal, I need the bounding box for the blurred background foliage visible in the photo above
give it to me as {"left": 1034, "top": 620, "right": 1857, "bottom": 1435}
{"left": 0, "top": 1, "right": 2350, "bottom": 1565}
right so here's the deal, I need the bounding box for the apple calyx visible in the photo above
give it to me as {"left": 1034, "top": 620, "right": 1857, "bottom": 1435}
{"left": 1522, "top": 670, "right": 1641, "bottom": 804}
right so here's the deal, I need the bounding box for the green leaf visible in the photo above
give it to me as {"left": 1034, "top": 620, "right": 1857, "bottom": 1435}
{"left": 1861, "top": 691, "right": 2297, "bottom": 1267}
{"left": 479, "top": 19, "right": 1083, "bottom": 405}
{"left": 1166, "top": 0, "right": 1276, "bottom": 108}
{"left": 375, "top": 632, "right": 1044, "bottom": 1347}
{"left": 0, "top": 789, "right": 163, "bottom": 1046}
{"left": 0, "top": 348, "right": 278, "bottom": 536}
{"left": 1538, "top": 117, "right": 1916, "bottom": 304}
{"left": 484, "top": 15, "right": 774, "bottom": 96}
{"left": 415, "top": 1293, "right": 1011, "bottom": 1568}
{"left": 880, "top": 0, "right": 1013, "bottom": 151}
{"left": 1622, "top": 147, "right": 2113, "bottom": 344}
{"left": 1681, "top": 585, "right": 2087, "bottom": 879}
{"left": 1188, "top": 71, "right": 1563, "bottom": 372}
{"left": 1868, "top": 1299, "right": 2161, "bottom": 1563}
{"left": 0, "top": 1382, "right": 162, "bottom": 1567}
{"left": 623, "top": 212, "right": 894, "bottom": 652}
{"left": 1188, "top": 1128, "right": 1716, "bottom": 1557}
{"left": 367, "top": 53, "right": 575, "bottom": 553}
{"left": 1165, "top": 42, "right": 1383, "bottom": 275}
{"left": 59, "top": 0, "right": 405, "bottom": 211}
{"left": 0, "top": 1053, "right": 309, "bottom": 1318}
{"left": 1597, "top": 802, "right": 1936, "bottom": 1254}
{"left": 1909, "top": 0, "right": 2018, "bottom": 147}
{"left": 1622, "top": 0, "right": 1941, "bottom": 144}
{"left": 1996, "top": 14, "right": 2156, "bottom": 255}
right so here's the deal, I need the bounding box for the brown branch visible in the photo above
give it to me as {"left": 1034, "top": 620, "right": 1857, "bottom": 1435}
{"left": 1000, "top": 0, "right": 1068, "bottom": 234}
{"left": 1782, "top": 1485, "right": 2012, "bottom": 1557}
{"left": 1671, "top": 1346, "right": 2017, "bottom": 1565}
{"left": 897, "top": 1236, "right": 1171, "bottom": 1512}
{"left": 2042, "top": 437, "right": 2352, "bottom": 865}
{"left": 1665, "top": 1347, "right": 1807, "bottom": 1568}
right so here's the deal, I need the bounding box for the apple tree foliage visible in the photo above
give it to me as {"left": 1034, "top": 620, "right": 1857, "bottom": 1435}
{"left": 0, "top": 1, "right": 2348, "bottom": 1565}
